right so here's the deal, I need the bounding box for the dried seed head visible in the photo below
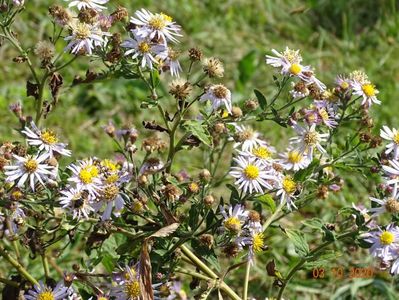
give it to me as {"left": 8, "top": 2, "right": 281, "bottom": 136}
{"left": 188, "top": 47, "right": 203, "bottom": 61}
{"left": 49, "top": 5, "right": 72, "bottom": 26}
{"left": 34, "top": 41, "right": 55, "bottom": 62}
{"left": 0, "top": 157, "right": 8, "bottom": 171}
{"left": 223, "top": 243, "right": 240, "bottom": 258}
{"left": 244, "top": 99, "right": 258, "bottom": 111}
{"left": 199, "top": 234, "right": 214, "bottom": 249}
{"left": 248, "top": 210, "right": 261, "bottom": 222}
{"left": 199, "top": 169, "right": 212, "bottom": 183}
{"left": 317, "top": 185, "right": 329, "bottom": 199}
{"left": 369, "top": 136, "right": 382, "bottom": 148}
{"left": 203, "top": 57, "right": 224, "bottom": 78}
{"left": 111, "top": 6, "right": 128, "bottom": 22}
{"left": 162, "top": 184, "right": 182, "bottom": 202}
{"left": 213, "top": 122, "right": 226, "bottom": 135}
{"left": 203, "top": 195, "right": 215, "bottom": 207}
{"left": 142, "top": 136, "right": 167, "bottom": 153}
{"left": 78, "top": 8, "right": 98, "bottom": 24}
{"left": 231, "top": 106, "right": 243, "bottom": 119}
{"left": 169, "top": 79, "right": 193, "bottom": 100}
{"left": 386, "top": 198, "right": 399, "bottom": 213}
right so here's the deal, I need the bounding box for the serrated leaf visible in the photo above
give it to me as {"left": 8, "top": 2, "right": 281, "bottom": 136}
{"left": 254, "top": 89, "right": 267, "bottom": 110}
{"left": 150, "top": 223, "right": 180, "bottom": 238}
{"left": 301, "top": 218, "right": 323, "bottom": 230}
{"left": 183, "top": 120, "right": 212, "bottom": 147}
{"left": 257, "top": 194, "right": 276, "bottom": 213}
{"left": 286, "top": 229, "right": 309, "bottom": 257}
{"left": 305, "top": 250, "right": 342, "bottom": 269}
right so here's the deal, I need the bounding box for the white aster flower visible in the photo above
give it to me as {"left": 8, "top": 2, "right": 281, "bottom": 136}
{"left": 121, "top": 35, "right": 167, "bottom": 69}
{"left": 25, "top": 281, "right": 69, "bottom": 300}
{"left": 66, "top": 0, "right": 108, "bottom": 11}
{"left": 239, "top": 145, "right": 275, "bottom": 167}
{"left": 232, "top": 125, "right": 267, "bottom": 152}
{"left": 380, "top": 126, "right": 399, "bottom": 159}
{"left": 220, "top": 204, "right": 248, "bottom": 234}
{"left": 22, "top": 122, "right": 71, "bottom": 157}
{"left": 68, "top": 158, "right": 102, "bottom": 196}
{"left": 200, "top": 84, "right": 232, "bottom": 114}
{"left": 65, "top": 21, "right": 108, "bottom": 55}
{"left": 235, "top": 229, "right": 266, "bottom": 264}
{"left": 352, "top": 80, "right": 380, "bottom": 107}
{"left": 158, "top": 47, "right": 182, "bottom": 77}
{"left": 265, "top": 47, "right": 302, "bottom": 69}
{"left": 279, "top": 148, "right": 311, "bottom": 171}
{"left": 130, "top": 9, "right": 182, "bottom": 44}
{"left": 390, "top": 257, "right": 399, "bottom": 275}
{"left": 363, "top": 224, "right": 399, "bottom": 260}
{"left": 229, "top": 155, "right": 275, "bottom": 194}
{"left": 4, "top": 153, "right": 55, "bottom": 191}
{"left": 59, "top": 187, "right": 95, "bottom": 220}
{"left": 290, "top": 123, "right": 329, "bottom": 160}
{"left": 335, "top": 74, "right": 351, "bottom": 90}
{"left": 276, "top": 175, "right": 298, "bottom": 211}
{"left": 96, "top": 184, "right": 125, "bottom": 221}
{"left": 382, "top": 160, "right": 399, "bottom": 194}
{"left": 369, "top": 193, "right": 399, "bottom": 217}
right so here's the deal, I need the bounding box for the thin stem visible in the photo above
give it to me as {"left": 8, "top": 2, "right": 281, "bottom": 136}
{"left": 42, "top": 254, "right": 50, "bottom": 278}
{"left": 262, "top": 198, "right": 286, "bottom": 231}
{"left": 0, "top": 245, "right": 38, "bottom": 285}
{"left": 0, "top": 277, "right": 19, "bottom": 287}
{"left": 175, "top": 268, "right": 213, "bottom": 282}
{"left": 243, "top": 260, "right": 251, "bottom": 300}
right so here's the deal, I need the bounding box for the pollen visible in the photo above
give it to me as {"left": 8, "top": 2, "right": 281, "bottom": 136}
{"left": 103, "top": 184, "right": 119, "bottom": 201}
{"left": 37, "top": 291, "right": 55, "bottom": 300}
{"left": 393, "top": 133, "right": 399, "bottom": 145}
{"left": 41, "top": 130, "right": 58, "bottom": 144}
{"left": 243, "top": 164, "right": 260, "bottom": 180}
{"left": 287, "top": 150, "right": 302, "bottom": 163}
{"left": 380, "top": 231, "right": 395, "bottom": 245}
{"left": 289, "top": 63, "right": 302, "bottom": 75}
{"left": 74, "top": 22, "right": 91, "bottom": 39}
{"left": 282, "top": 176, "right": 296, "bottom": 194}
{"left": 252, "top": 147, "right": 272, "bottom": 160}
{"left": 125, "top": 280, "right": 141, "bottom": 298}
{"left": 283, "top": 48, "right": 302, "bottom": 64}
{"left": 362, "top": 84, "right": 376, "bottom": 97}
{"left": 252, "top": 232, "right": 265, "bottom": 253}
{"left": 138, "top": 41, "right": 151, "bottom": 53}
{"left": 224, "top": 216, "right": 241, "bottom": 232}
{"left": 304, "top": 131, "right": 319, "bottom": 146}
{"left": 24, "top": 159, "right": 38, "bottom": 173}
{"left": 149, "top": 14, "right": 167, "bottom": 30}
{"left": 79, "top": 165, "right": 98, "bottom": 184}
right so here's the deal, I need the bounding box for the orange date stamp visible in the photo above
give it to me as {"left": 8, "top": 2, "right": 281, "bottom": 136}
{"left": 312, "top": 267, "right": 375, "bottom": 279}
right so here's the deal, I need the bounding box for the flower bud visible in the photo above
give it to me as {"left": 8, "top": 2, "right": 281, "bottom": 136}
{"left": 244, "top": 99, "right": 258, "bottom": 111}
{"left": 199, "top": 169, "right": 212, "bottom": 183}
{"left": 231, "top": 106, "right": 243, "bottom": 119}
{"left": 187, "top": 182, "right": 200, "bottom": 194}
{"left": 138, "top": 175, "right": 148, "bottom": 186}
{"left": 203, "top": 195, "right": 215, "bottom": 207}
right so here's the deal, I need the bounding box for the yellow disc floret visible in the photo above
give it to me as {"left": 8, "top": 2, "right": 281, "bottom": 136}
{"left": 282, "top": 176, "right": 296, "bottom": 194}
{"left": 393, "top": 133, "right": 399, "bottom": 145}
{"left": 243, "top": 164, "right": 259, "bottom": 180}
{"left": 287, "top": 150, "right": 302, "bottom": 164}
{"left": 252, "top": 147, "right": 272, "bottom": 160}
{"left": 304, "top": 131, "right": 319, "bottom": 146}
{"left": 148, "top": 13, "right": 171, "bottom": 30}
{"left": 24, "top": 159, "right": 38, "bottom": 173}
{"left": 380, "top": 231, "right": 395, "bottom": 245}
{"left": 41, "top": 130, "right": 58, "bottom": 144}
{"left": 224, "top": 216, "right": 241, "bottom": 232}
{"left": 252, "top": 232, "right": 265, "bottom": 252}
{"left": 138, "top": 41, "right": 150, "bottom": 53}
{"left": 79, "top": 165, "right": 99, "bottom": 184}
{"left": 289, "top": 63, "right": 302, "bottom": 75}
{"left": 74, "top": 22, "right": 91, "bottom": 39}
{"left": 362, "top": 84, "right": 376, "bottom": 97}
{"left": 125, "top": 280, "right": 141, "bottom": 298}
{"left": 37, "top": 291, "right": 55, "bottom": 300}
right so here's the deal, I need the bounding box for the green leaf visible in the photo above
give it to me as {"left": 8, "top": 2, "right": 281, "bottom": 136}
{"left": 301, "top": 218, "right": 324, "bottom": 230}
{"left": 285, "top": 229, "right": 309, "bottom": 257}
{"left": 254, "top": 89, "right": 267, "bottom": 110}
{"left": 101, "top": 253, "right": 116, "bottom": 273}
{"left": 257, "top": 194, "right": 276, "bottom": 213}
{"left": 305, "top": 250, "right": 342, "bottom": 268}
{"left": 238, "top": 50, "right": 257, "bottom": 84}
{"left": 294, "top": 159, "right": 320, "bottom": 182}
{"left": 183, "top": 120, "right": 212, "bottom": 147}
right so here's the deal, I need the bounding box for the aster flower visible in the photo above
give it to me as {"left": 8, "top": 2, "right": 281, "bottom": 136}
{"left": 111, "top": 264, "right": 142, "bottom": 300}
{"left": 380, "top": 126, "right": 399, "bottom": 159}
{"left": 22, "top": 122, "right": 71, "bottom": 157}
{"left": 121, "top": 34, "right": 167, "bottom": 69}
{"left": 160, "top": 47, "right": 182, "bottom": 77}
{"left": 25, "top": 281, "right": 69, "bottom": 300}
{"left": 352, "top": 80, "right": 380, "bottom": 107}
{"left": 290, "top": 123, "right": 329, "bottom": 160}
{"left": 391, "top": 257, "right": 399, "bottom": 275}
{"left": 276, "top": 175, "right": 298, "bottom": 211}
{"left": 363, "top": 224, "right": 399, "bottom": 260}
{"left": 129, "top": 9, "right": 182, "bottom": 44}
{"left": 65, "top": 21, "right": 108, "bottom": 55}
{"left": 236, "top": 229, "right": 266, "bottom": 264}
{"left": 279, "top": 148, "right": 311, "bottom": 171}
{"left": 96, "top": 184, "right": 125, "bottom": 221}
{"left": 199, "top": 84, "right": 232, "bottom": 114}
{"left": 265, "top": 47, "right": 302, "bottom": 69}
{"left": 335, "top": 74, "right": 351, "bottom": 90}
{"left": 220, "top": 204, "right": 248, "bottom": 234}
{"left": 67, "top": 158, "right": 102, "bottom": 196}
{"left": 239, "top": 145, "right": 275, "bottom": 167}
{"left": 369, "top": 193, "right": 399, "bottom": 217}
{"left": 59, "top": 187, "right": 95, "bottom": 220}
{"left": 4, "top": 153, "right": 55, "bottom": 191}
{"left": 382, "top": 160, "right": 399, "bottom": 194}
{"left": 232, "top": 125, "right": 268, "bottom": 152}
{"left": 140, "top": 157, "right": 164, "bottom": 175}
{"left": 66, "top": 0, "right": 108, "bottom": 11}
{"left": 229, "top": 155, "right": 275, "bottom": 194}
{"left": 289, "top": 81, "right": 309, "bottom": 100}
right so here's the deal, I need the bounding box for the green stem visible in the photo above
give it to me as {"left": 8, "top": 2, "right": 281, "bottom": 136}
{"left": 276, "top": 230, "right": 357, "bottom": 299}
{"left": 0, "top": 277, "right": 19, "bottom": 287}
{"left": 262, "top": 198, "right": 285, "bottom": 231}
{"left": 42, "top": 254, "right": 50, "bottom": 278}
{"left": 0, "top": 245, "right": 38, "bottom": 285}
{"left": 175, "top": 268, "right": 213, "bottom": 281}
{"left": 243, "top": 260, "right": 251, "bottom": 300}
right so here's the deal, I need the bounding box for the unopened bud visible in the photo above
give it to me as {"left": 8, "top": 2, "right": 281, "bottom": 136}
{"left": 203, "top": 195, "right": 215, "bottom": 207}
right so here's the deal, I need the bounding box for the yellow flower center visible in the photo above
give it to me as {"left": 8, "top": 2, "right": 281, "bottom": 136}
{"left": 304, "top": 131, "right": 319, "bottom": 146}
{"left": 125, "top": 280, "right": 141, "bottom": 298}
{"left": 149, "top": 13, "right": 172, "bottom": 30}
{"left": 124, "top": 268, "right": 137, "bottom": 280}
{"left": 138, "top": 41, "right": 151, "bottom": 53}
{"left": 24, "top": 159, "right": 38, "bottom": 173}
{"left": 79, "top": 165, "right": 99, "bottom": 184}
{"left": 282, "top": 176, "right": 296, "bottom": 194}
{"left": 98, "top": 297, "right": 108, "bottom": 300}
{"left": 289, "top": 63, "right": 302, "bottom": 75}
{"left": 287, "top": 150, "right": 302, "bottom": 163}
{"left": 340, "top": 81, "right": 349, "bottom": 89}
{"left": 252, "top": 232, "right": 265, "bottom": 252}
{"left": 103, "top": 184, "right": 119, "bottom": 201}
{"left": 105, "top": 174, "right": 119, "bottom": 184}
{"left": 74, "top": 22, "right": 91, "bottom": 39}
{"left": 362, "top": 84, "right": 375, "bottom": 97}
{"left": 380, "top": 231, "right": 395, "bottom": 245}
{"left": 252, "top": 147, "right": 272, "bottom": 160}
{"left": 41, "top": 130, "right": 58, "bottom": 144}
{"left": 101, "top": 159, "right": 119, "bottom": 171}
{"left": 37, "top": 291, "right": 55, "bottom": 300}
{"left": 319, "top": 109, "right": 329, "bottom": 121}
{"left": 224, "top": 216, "right": 241, "bottom": 232}
{"left": 243, "top": 164, "right": 259, "bottom": 180}
{"left": 394, "top": 133, "right": 399, "bottom": 145}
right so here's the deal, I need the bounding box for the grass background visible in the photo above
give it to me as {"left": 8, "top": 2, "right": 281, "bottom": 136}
{"left": 1, "top": 0, "right": 399, "bottom": 299}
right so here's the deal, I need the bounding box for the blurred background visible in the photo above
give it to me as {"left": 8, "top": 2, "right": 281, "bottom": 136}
{"left": 1, "top": 0, "right": 399, "bottom": 298}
